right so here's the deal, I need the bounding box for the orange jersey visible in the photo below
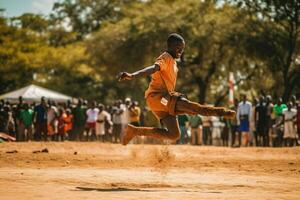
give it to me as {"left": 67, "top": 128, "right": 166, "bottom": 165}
{"left": 145, "top": 52, "right": 178, "bottom": 98}
{"left": 64, "top": 114, "right": 73, "bottom": 132}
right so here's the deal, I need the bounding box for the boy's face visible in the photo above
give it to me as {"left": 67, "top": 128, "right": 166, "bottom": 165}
{"left": 168, "top": 41, "right": 185, "bottom": 59}
{"left": 174, "top": 42, "right": 185, "bottom": 59}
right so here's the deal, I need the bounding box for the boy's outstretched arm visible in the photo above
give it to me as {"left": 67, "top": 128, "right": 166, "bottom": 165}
{"left": 118, "top": 64, "right": 160, "bottom": 81}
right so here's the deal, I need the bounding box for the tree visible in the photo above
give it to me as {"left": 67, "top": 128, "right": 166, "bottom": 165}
{"left": 10, "top": 13, "right": 49, "bottom": 33}
{"left": 87, "top": 0, "right": 261, "bottom": 104}
{"left": 31, "top": 43, "right": 99, "bottom": 100}
{"left": 50, "top": 0, "right": 135, "bottom": 40}
{"left": 232, "top": 0, "right": 300, "bottom": 100}
{"left": 0, "top": 14, "right": 98, "bottom": 100}
{"left": 0, "top": 15, "right": 42, "bottom": 93}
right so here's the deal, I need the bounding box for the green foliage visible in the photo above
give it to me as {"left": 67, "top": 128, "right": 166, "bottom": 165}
{"left": 0, "top": 0, "right": 298, "bottom": 105}
{"left": 87, "top": 0, "right": 271, "bottom": 104}
{"left": 50, "top": 0, "right": 134, "bottom": 40}
{"left": 11, "top": 13, "right": 49, "bottom": 32}
{"left": 0, "top": 17, "right": 42, "bottom": 93}
{"left": 231, "top": 0, "right": 300, "bottom": 100}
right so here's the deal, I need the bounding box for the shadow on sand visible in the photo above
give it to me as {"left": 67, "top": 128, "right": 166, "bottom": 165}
{"left": 75, "top": 186, "right": 222, "bottom": 194}
{"left": 76, "top": 186, "right": 155, "bottom": 192}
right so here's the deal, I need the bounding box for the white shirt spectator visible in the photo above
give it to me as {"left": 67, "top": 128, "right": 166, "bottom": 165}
{"left": 237, "top": 101, "right": 252, "bottom": 125}
{"left": 211, "top": 116, "right": 222, "bottom": 139}
{"left": 282, "top": 108, "right": 297, "bottom": 121}
{"left": 96, "top": 110, "right": 111, "bottom": 135}
{"left": 47, "top": 106, "right": 57, "bottom": 124}
{"left": 112, "top": 106, "right": 123, "bottom": 124}
{"left": 282, "top": 108, "right": 297, "bottom": 138}
{"left": 120, "top": 104, "right": 129, "bottom": 124}
{"left": 86, "top": 108, "right": 99, "bottom": 123}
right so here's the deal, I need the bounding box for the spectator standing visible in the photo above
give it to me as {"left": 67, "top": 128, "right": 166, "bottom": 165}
{"left": 34, "top": 97, "right": 47, "bottom": 141}
{"left": 128, "top": 101, "right": 142, "bottom": 144}
{"left": 255, "top": 96, "right": 268, "bottom": 146}
{"left": 0, "top": 101, "right": 9, "bottom": 133}
{"left": 6, "top": 103, "right": 15, "bottom": 136}
{"left": 57, "top": 108, "right": 66, "bottom": 141}
{"left": 221, "top": 117, "right": 230, "bottom": 146}
{"left": 129, "top": 101, "right": 141, "bottom": 126}
{"left": 271, "top": 98, "right": 286, "bottom": 146}
{"left": 104, "top": 105, "right": 113, "bottom": 142}
{"left": 282, "top": 102, "right": 297, "bottom": 146}
{"left": 112, "top": 101, "right": 123, "bottom": 143}
{"left": 14, "top": 96, "right": 24, "bottom": 141}
{"left": 250, "top": 98, "right": 258, "bottom": 146}
{"left": 121, "top": 99, "right": 130, "bottom": 138}
{"left": 19, "top": 103, "right": 33, "bottom": 141}
{"left": 202, "top": 115, "right": 212, "bottom": 145}
{"left": 47, "top": 101, "right": 58, "bottom": 141}
{"left": 265, "top": 95, "right": 274, "bottom": 146}
{"left": 96, "top": 104, "right": 112, "bottom": 142}
{"left": 237, "top": 94, "right": 252, "bottom": 147}
{"left": 273, "top": 98, "right": 287, "bottom": 117}
{"left": 211, "top": 116, "right": 222, "bottom": 146}
{"left": 72, "top": 99, "right": 87, "bottom": 141}
{"left": 230, "top": 99, "right": 240, "bottom": 147}
{"left": 178, "top": 114, "right": 189, "bottom": 144}
{"left": 272, "top": 114, "right": 284, "bottom": 147}
{"left": 291, "top": 97, "right": 299, "bottom": 146}
{"left": 86, "top": 101, "right": 99, "bottom": 141}
{"left": 188, "top": 114, "right": 202, "bottom": 145}
{"left": 5, "top": 101, "right": 16, "bottom": 137}
{"left": 64, "top": 109, "right": 73, "bottom": 141}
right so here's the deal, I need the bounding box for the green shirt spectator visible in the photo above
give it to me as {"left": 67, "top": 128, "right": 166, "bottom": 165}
{"left": 273, "top": 104, "right": 287, "bottom": 116}
{"left": 188, "top": 115, "right": 202, "bottom": 128}
{"left": 178, "top": 115, "right": 189, "bottom": 127}
{"left": 20, "top": 109, "right": 33, "bottom": 127}
{"left": 72, "top": 106, "right": 87, "bottom": 126}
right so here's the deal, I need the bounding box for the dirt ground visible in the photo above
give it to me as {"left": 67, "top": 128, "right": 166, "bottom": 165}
{"left": 0, "top": 142, "right": 299, "bottom": 200}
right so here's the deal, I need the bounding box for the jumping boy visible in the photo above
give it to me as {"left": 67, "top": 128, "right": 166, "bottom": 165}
{"left": 118, "top": 33, "right": 236, "bottom": 145}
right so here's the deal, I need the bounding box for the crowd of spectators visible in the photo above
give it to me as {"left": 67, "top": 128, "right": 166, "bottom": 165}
{"left": 0, "top": 96, "right": 144, "bottom": 143}
{"left": 180, "top": 94, "right": 299, "bottom": 147}
{"left": 0, "top": 94, "right": 299, "bottom": 147}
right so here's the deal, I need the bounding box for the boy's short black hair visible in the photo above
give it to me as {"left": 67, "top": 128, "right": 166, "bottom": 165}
{"left": 167, "top": 33, "right": 184, "bottom": 47}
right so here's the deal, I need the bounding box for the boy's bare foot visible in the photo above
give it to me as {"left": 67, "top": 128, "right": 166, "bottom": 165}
{"left": 121, "top": 124, "right": 137, "bottom": 145}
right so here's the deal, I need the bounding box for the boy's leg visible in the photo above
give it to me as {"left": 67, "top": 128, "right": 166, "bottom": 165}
{"left": 175, "top": 98, "right": 235, "bottom": 118}
{"left": 122, "top": 115, "right": 180, "bottom": 145}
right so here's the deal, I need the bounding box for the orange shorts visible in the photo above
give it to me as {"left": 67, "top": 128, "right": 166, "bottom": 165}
{"left": 145, "top": 92, "right": 184, "bottom": 119}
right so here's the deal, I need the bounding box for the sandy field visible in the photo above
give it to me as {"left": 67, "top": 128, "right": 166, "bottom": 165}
{"left": 0, "top": 142, "right": 300, "bottom": 200}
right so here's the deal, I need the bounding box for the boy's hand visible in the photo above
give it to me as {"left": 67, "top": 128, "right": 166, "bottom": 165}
{"left": 118, "top": 72, "right": 134, "bottom": 81}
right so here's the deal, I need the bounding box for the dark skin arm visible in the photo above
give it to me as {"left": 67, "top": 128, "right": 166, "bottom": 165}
{"left": 118, "top": 64, "right": 160, "bottom": 81}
